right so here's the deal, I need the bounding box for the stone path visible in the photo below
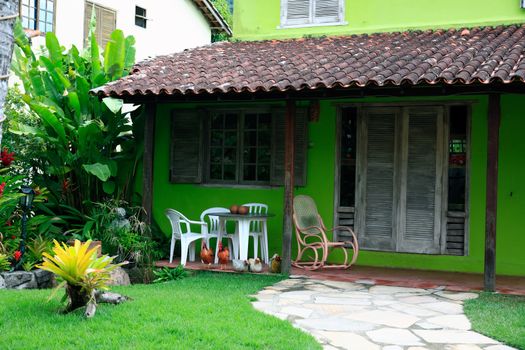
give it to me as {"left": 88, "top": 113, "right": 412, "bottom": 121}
{"left": 252, "top": 276, "right": 517, "bottom": 350}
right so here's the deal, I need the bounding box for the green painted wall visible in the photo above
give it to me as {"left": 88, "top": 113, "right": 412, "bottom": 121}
{"left": 233, "top": 0, "right": 525, "bottom": 41}
{"left": 497, "top": 94, "right": 525, "bottom": 276}
{"left": 151, "top": 95, "right": 525, "bottom": 277}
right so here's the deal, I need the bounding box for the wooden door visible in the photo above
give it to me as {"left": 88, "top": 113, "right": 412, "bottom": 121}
{"left": 398, "top": 107, "right": 444, "bottom": 254}
{"left": 353, "top": 106, "right": 445, "bottom": 253}
{"left": 355, "top": 108, "right": 400, "bottom": 251}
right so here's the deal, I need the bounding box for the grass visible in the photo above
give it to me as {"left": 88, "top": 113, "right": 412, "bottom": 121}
{"left": 464, "top": 292, "right": 525, "bottom": 349}
{"left": 0, "top": 272, "right": 321, "bottom": 350}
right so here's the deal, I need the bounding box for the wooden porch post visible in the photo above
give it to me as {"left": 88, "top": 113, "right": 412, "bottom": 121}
{"left": 142, "top": 103, "right": 157, "bottom": 225}
{"left": 484, "top": 94, "right": 501, "bottom": 292}
{"left": 281, "top": 100, "right": 296, "bottom": 275}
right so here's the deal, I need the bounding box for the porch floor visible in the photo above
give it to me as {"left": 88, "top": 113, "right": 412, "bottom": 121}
{"left": 155, "top": 259, "right": 525, "bottom": 296}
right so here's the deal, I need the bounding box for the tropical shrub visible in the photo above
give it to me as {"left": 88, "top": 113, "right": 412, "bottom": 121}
{"left": 10, "top": 17, "right": 143, "bottom": 215}
{"left": 38, "top": 239, "right": 124, "bottom": 313}
{"left": 0, "top": 146, "right": 51, "bottom": 270}
{"left": 0, "top": 253, "right": 10, "bottom": 271}
{"left": 23, "top": 234, "right": 53, "bottom": 268}
{"left": 1, "top": 86, "right": 44, "bottom": 177}
{"left": 79, "top": 200, "right": 160, "bottom": 266}
{"left": 153, "top": 265, "right": 187, "bottom": 283}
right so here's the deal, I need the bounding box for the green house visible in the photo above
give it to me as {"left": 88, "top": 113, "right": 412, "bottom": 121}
{"left": 93, "top": 0, "right": 525, "bottom": 289}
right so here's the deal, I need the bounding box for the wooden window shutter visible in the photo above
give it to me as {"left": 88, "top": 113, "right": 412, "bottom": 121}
{"left": 84, "top": 2, "right": 116, "bottom": 49}
{"left": 355, "top": 109, "right": 398, "bottom": 251}
{"left": 170, "top": 110, "right": 204, "bottom": 184}
{"left": 398, "top": 108, "right": 444, "bottom": 254}
{"left": 314, "top": 0, "right": 343, "bottom": 23}
{"left": 100, "top": 7, "right": 116, "bottom": 48}
{"left": 283, "top": 0, "right": 312, "bottom": 26}
{"left": 271, "top": 107, "right": 309, "bottom": 186}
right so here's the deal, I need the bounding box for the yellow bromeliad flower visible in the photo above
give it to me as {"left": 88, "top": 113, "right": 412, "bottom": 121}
{"left": 38, "top": 239, "right": 124, "bottom": 296}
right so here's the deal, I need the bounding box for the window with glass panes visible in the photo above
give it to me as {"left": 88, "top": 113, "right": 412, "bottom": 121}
{"left": 135, "top": 6, "right": 147, "bottom": 28}
{"left": 209, "top": 113, "right": 239, "bottom": 182}
{"left": 242, "top": 113, "right": 272, "bottom": 183}
{"left": 20, "top": 0, "right": 54, "bottom": 33}
{"left": 208, "top": 112, "right": 272, "bottom": 184}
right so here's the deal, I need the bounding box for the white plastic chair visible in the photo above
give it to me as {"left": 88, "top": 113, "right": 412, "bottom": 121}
{"left": 165, "top": 209, "right": 207, "bottom": 266}
{"left": 200, "top": 207, "right": 238, "bottom": 260}
{"left": 242, "top": 203, "right": 269, "bottom": 264}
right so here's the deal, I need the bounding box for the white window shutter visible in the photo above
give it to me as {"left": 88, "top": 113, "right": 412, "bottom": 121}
{"left": 314, "top": 0, "right": 342, "bottom": 24}
{"left": 283, "top": 0, "right": 312, "bottom": 26}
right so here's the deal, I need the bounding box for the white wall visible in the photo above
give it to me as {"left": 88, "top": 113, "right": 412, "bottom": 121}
{"left": 49, "top": 0, "right": 212, "bottom": 61}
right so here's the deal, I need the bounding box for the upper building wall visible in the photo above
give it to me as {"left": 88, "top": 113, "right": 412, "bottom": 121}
{"left": 233, "top": 0, "right": 525, "bottom": 40}
{"left": 29, "top": 0, "right": 212, "bottom": 61}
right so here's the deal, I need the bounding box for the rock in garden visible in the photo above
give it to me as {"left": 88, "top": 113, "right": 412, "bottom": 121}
{"left": 108, "top": 267, "right": 131, "bottom": 286}
{"left": 33, "top": 269, "right": 55, "bottom": 289}
{"left": 0, "top": 275, "right": 5, "bottom": 289}
{"left": 2, "top": 271, "right": 38, "bottom": 289}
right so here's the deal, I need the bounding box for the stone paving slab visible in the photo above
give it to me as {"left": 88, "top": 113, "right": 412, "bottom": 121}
{"left": 345, "top": 310, "right": 420, "bottom": 328}
{"left": 413, "top": 330, "right": 499, "bottom": 344}
{"left": 252, "top": 277, "right": 518, "bottom": 350}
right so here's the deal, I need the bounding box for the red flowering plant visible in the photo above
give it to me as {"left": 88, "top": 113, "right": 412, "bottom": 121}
{"left": 0, "top": 168, "right": 51, "bottom": 270}
{"left": 0, "top": 147, "right": 15, "bottom": 168}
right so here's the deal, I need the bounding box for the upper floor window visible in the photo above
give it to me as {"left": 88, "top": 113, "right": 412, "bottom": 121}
{"left": 84, "top": 1, "right": 116, "bottom": 49}
{"left": 20, "top": 0, "right": 54, "bottom": 33}
{"left": 135, "top": 6, "right": 147, "bottom": 28}
{"left": 280, "top": 0, "right": 345, "bottom": 28}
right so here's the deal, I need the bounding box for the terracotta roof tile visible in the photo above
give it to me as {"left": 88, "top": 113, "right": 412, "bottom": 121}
{"left": 92, "top": 24, "right": 525, "bottom": 98}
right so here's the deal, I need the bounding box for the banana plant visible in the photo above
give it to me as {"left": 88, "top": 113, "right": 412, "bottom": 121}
{"left": 9, "top": 13, "right": 143, "bottom": 215}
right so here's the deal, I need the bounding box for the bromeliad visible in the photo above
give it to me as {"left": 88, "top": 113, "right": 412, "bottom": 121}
{"left": 37, "top": 239, "right": 129, "bottom": 318}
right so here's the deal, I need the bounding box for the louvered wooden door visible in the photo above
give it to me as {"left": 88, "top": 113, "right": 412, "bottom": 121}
{"left": 354, "top": 106, "right": 445, "bottom": 253}
{"left": 398, "top": 108, "right": 444, "bottom": 253}
{"left": 355, "top": 108, "right": 399, "bottom": 251}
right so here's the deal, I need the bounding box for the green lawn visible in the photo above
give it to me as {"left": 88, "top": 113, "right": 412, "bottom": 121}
{"left": 464, "top": 292, "right": 525, "bottom": 350}
{"left": 0, "top": 272, "right": 320, "bottom": 350}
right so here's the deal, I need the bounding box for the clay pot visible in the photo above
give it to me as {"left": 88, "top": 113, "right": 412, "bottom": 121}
{"left": 230, "top": 205, "right": 239, "bottom": 214}
{"left": 238, "top": 206, "right": 249, "bottom": 215}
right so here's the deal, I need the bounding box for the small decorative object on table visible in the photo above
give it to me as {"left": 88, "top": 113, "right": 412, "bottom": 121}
{"left": 229, "top": 205, "right": 239, "bottom": 214}
{"left": 237, "top": 206, "right": 249, "bottom": 215}
{"left": 232, "top": 259, "right": 248, "bottom": 272}
{"left": 248, "top": 258, "right": 263, "bottom": 273}
{"left": 270, "top": 254, "right": 281, "bottom": 273}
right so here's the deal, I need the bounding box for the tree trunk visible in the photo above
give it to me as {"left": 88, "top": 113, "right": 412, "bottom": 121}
{"left": 65, "top": 283, "right": 130, "bottom": 318}
{"left": 65, "top": 284, "right": 92, "bottom": 313}
{"left": 0, "top": 0, "right": 18, "bottom": 147}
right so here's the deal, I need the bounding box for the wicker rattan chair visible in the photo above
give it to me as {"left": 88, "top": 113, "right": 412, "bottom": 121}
{"left": 292, "top": 195, "right": 358, "bottom": 270}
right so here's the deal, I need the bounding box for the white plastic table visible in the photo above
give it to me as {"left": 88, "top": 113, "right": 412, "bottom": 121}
{"left": 210, "top": 212, "right": 274, "bottom": 263}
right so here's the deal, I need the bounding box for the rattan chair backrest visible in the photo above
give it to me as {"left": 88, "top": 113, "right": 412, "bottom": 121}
{"left": 293, "top": 195, "right": 323, "bottom": 234}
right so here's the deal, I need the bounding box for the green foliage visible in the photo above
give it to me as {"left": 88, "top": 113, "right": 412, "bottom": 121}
{"left": 10, "top": 20, "right": 142, "bottom": 216}
{"left": 0, "top": 169, "right": 50, "bottom": 252}
{"left": 74, "top": 200, "right": 161, "bottom": 266}
{"left": 22, "top": 260, "right": 35, "bottom": 272}
{"left": 153, "top": 266, "right": 188, "bottom": 283}
{"left": 0, "top": 253, "right": 10, "bottom": 271}
{"left": 211, "top": 0, "right": 232, "bottom": 42}
{"left": 2, "top": 87, "right": 45, "bottom": 176}
{"left": 27, "top": 235, "right": 53, "bottom": 263}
